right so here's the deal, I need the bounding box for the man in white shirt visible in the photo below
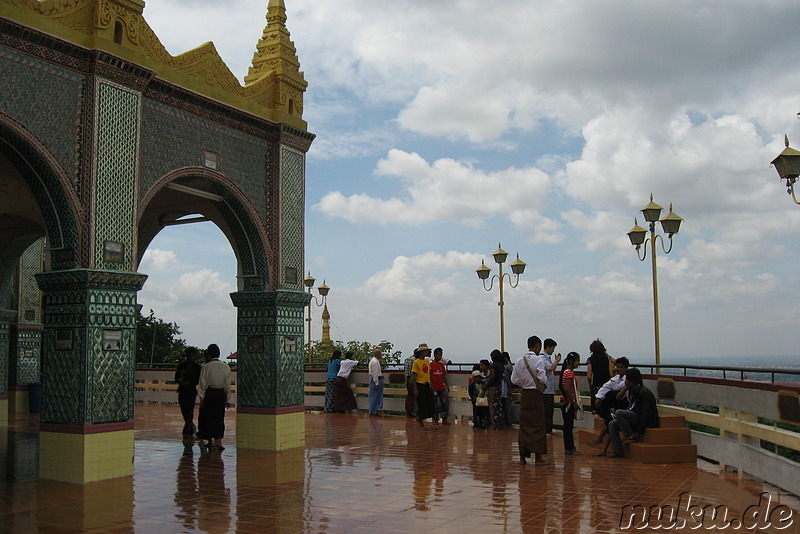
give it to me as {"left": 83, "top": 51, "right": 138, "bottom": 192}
{"left": 368, "top": 348, "right": 384, "bottom": 416}
{"left": 510, "top": 335, "right": 549, "bottom": 465}
{"left": 589, "top": 357, "right": 630, "bottom": 452}
{"left": 196, "top": 344, "right": 231, "bottom": 451}
{"left": 541, "top": 338, "right": 562, "bottom": 436}
{"left": 334, "top": 352, "right": 359, "bottom": 411}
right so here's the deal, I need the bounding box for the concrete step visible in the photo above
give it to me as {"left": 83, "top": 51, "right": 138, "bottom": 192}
{"left": 625, "top": 442, "right": 697, "bottom": 464}
{"left": 658, "top": 415, "right": 686, "bottom": 428}
{"left": 643, "top": 427, "right": 691, "bottom": 445}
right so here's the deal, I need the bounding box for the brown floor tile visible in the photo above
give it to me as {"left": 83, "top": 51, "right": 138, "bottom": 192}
{"left": 1, "top": 406, "right": 798, "bottom": 533}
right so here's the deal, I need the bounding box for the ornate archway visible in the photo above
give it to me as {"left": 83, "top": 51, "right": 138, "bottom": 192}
{"left": 0, "top": 0, "right": 314, "bottom": 482}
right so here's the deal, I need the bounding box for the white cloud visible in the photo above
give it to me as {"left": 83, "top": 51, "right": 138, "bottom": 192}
{"left": 316, "top": 149, "right": 553, "bottom": 230}
{"left": 397, "top": 84, "right": 513, "bottom": 143}
{"left": 139, "top": 249, "right": 179, "bottom": 273}
{"left": 170, "top": 269, "right": 235, "bottom": 305}
{"left": 561, "top": 210, "right": 631, "bottom": 253}
{"left": 283, "top": 1, "right": 800, "bottom": 144}
{"left": 136, "top": 0, "right": 800, "bottom": 362}
{"left": 361, "top": 251, "right": 483, "bottom": 306}
{"left": 138, "top": 268, "right": 237, "bottom": 350}
{"left": 307, "top": 125, "right": 396, "bottom": 161}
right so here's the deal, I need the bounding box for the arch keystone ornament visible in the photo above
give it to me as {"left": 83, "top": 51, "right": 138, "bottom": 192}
{"left": 1, "top": 0, "right": 314, "bottom": 481}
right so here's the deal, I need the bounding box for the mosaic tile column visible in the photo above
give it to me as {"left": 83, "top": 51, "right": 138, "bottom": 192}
{"left": 8, "top": 239, "right": 44, "bottom": 417}
{"left": 230, "top": 289, "right": 309, "bottom": 451}
{"left": 0, "top": 310, "right": 14, "bottom": 426}
{"left": 34, "top": 269, "right": 147, "bottom": 483}
{"left": 8, "top": 324, "right": 42, "bottom": 417}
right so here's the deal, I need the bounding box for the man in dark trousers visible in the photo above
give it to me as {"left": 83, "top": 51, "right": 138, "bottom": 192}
{"left": 608, "top": 367, "right": 659, "bottom": 458}
{"left": 175, "top": 346, "right": 201, "bottom": 437}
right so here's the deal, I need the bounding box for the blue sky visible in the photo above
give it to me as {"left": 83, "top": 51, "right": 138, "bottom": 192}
{"left": 139, "top": 0, "right": 800, "bottom": 364}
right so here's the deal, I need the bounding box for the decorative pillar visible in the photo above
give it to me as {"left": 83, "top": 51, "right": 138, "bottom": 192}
{"left": 31, "top": 43, "right": 145, "bottom": 482}
{"left": 0, "top": 310, "right": 15, "bottom": 426}
{"left": 34, "top": 270, "right": 147, "bottom": 483}
{"left": 231, "top": 289, "right": 308, "bottom": 451}
{"left": 8, "top": 239, "right": 44, "bottom": 416}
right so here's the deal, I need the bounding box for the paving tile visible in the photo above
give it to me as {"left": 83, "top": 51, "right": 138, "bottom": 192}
{"left": 1, "top": 406, "right": 799, "bottom": 533}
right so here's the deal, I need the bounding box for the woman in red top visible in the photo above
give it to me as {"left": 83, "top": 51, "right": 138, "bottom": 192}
{"left": 560, "top": 352, "right": 582, "bottom": 455}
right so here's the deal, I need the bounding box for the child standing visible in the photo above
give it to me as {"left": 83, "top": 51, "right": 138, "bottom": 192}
{"left": 469, "top": 361, "right": 491, "bottom": 429}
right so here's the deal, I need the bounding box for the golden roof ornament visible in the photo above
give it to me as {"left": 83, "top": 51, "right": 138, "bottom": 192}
{"left": 2, "top": 0, "right": 308, "bottom": 129}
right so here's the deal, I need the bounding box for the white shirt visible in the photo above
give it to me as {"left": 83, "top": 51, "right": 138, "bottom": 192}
{"left": 197, "top": 359, "right": 231, "bottom": 400}
{"left": 337, "top": 359, "right": 358, "bottom": 378}
{"left": 596, "top": 373, "right": 626, "bottom": 400}
{"left": 368, "top": 357, "right": 383, "bottom": 382}
{"left": 510, "top": 351, "right": 548, "bottom": 390}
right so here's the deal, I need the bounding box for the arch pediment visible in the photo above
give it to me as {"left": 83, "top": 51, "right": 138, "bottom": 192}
{"left": 2, "top": 0, "right": 307, "bottom": 128}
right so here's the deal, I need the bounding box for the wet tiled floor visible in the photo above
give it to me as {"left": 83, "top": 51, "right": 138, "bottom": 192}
{"left": 1, "top": 406, "right": 799, "bottom": 533}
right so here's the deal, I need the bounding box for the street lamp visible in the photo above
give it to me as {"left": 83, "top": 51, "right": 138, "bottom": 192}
{"left": 627, "top": 195, "right": 683, "bottom": 371}
{"left": 475, "top": 243, "right": 527, "bottom": 353}
{"left": 770, "top": 135, "right": 800, "bottom": 204}
{"left": 303, "top": 272, "right": 330, "bottom": 363}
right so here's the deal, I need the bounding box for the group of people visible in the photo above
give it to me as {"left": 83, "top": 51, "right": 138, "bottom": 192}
{"left": 175, "top": 344, "right": 232, "bottom": 452}
{"left": 323, "top": 343, "right": 452, "bottom": 428}
{"left": 176, "top": 335, "right": 659, "bottom": 462}
{"left": 467, "top": 350, "right": 513, "bottom": 430}
{"left": 405, "top": 344, "right": 450, "bottom": 428}
{"left": 512, "top": 335, "right": 659, "bottom": 465}
{"left": 323, "top": 348, "right": 386, "bottom": 415}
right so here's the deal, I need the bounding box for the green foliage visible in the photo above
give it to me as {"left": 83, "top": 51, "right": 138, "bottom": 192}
{"left": 758, "top": 416, "right": 800, "bottom": 434}
{"left": 686, "top": 422, "right": 720, "bottom": 436}
{"left": 309, "top": 339, "right": 402, "bottom": 366}
{"left": 756, "top": 416, "right": 800, "bottom": 463}
{"left": 136, "top": 309, "right": 188, "bottom": 365}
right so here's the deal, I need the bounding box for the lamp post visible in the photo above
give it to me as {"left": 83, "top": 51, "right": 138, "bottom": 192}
{"left": 770, "top": 135, "right": 800, "bottom": 204}
{"left": 303, "top": 272, "right": 330, "bottom": 364}
{"left": 627, "top": 195, "right": 683, "bottom": 371}
{"left": 475, "top": 244, "right": 527, "bottom": 353}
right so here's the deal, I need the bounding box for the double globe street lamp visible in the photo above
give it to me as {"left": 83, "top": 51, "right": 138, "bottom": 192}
{"left": 303, "top": 272, "right": 330, "bottom": 363}
{"left": 476, "top": 244, "right": 527, "bottom": 353}
{"left": 627, "top": 195, "right": 683, "bottom": 370}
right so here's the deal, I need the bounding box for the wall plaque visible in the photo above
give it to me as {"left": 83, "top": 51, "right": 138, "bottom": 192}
{"left": 103, "top": 330, "right": 122, "bottom": 351}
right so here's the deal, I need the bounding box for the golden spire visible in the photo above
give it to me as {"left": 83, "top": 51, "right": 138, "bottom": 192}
{"left": 321, "top": 303, "right": 331, "bottom": 345}
{"left": 244, "top": 0, "right": 308, "bottom": 121}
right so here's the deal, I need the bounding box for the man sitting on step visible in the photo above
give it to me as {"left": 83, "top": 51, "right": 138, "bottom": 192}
{"left": 607, "top": 367, "right": 658, "bottom": 458}
{"left": 589, "top": 357, "right": 630, "bottom": 456}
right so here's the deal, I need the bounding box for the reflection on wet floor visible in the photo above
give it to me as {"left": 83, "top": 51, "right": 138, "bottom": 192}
{"left": 0, "top": 415, "right": 39, "bottom": 483}
{"left": 1, "top": 406, "right": 799, "bottom": 533}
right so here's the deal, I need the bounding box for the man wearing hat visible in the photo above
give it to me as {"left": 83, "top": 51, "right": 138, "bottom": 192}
{"left": 411, "top": 343, "right": 436, "bottom": 429}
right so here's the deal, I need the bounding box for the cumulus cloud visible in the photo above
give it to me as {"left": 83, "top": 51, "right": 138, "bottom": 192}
{"left": 361, "top": 251, "right": 483, "bottom": 306}
{"left": 139, "top": 0, "right": 800, "bottom": 361}
{"left": 139, "top": 249, "right": 179, "bottom": 273}
{"left": 138, "top": 268, "right": 237, "bottom": 349}
{"left": 316, "top": 149, "right": 554, "bottom": 234}
{"left": 561, "top": 113, "right": 778, "bottom": 213}
{"left": 308, "top": 126, "right": 396, "bottom": 161}
{"left": 284, "top": 1, "right": 800, "bottom": 143}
